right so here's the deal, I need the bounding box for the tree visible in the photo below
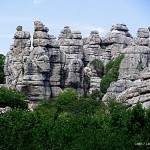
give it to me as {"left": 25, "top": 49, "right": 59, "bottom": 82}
{"left": 0, "top": 54, "right": 5, "bottom": 83}
{"left": 0, "top": 87, "right": 28, "bottom": 109}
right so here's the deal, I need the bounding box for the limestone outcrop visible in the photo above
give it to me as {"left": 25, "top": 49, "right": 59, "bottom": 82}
{"left": 4, "top": 21, "right": 150, "bottom": 107}
{"left": 102, "top": 26, "right": 150, "bottom": 107}
{"left": 102, "top": 23, "right": 133, "bottom": 58}
{"left": 58, "top": 27, "right": 84, "bottom": 95}
{"left": 117, "top": 67, "right": 150, "bottom": 108}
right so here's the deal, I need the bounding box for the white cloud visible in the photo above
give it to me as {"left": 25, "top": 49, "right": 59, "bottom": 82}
{"left": 33, "top": 0, "right": 46, "bottom": 4}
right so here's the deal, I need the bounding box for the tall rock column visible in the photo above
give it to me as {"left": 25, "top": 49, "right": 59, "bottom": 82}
{"left": 58, "top": 27, "right": 84, "bottom": 95}
{"left": 102, "top": 23, "right": 133, "bottom": 58}
{"left": 83, "top": 31, "right": 107, "bottom": 95}
{"left": 22, "top": 21, "right": 51, "bottom": 100}
{"left": 4, "top": 26, "right": 31, "bottom": 89}
{"left": 49, "top": 35, "right": 62, "bottom": 97}
{"left": 83, "top": 31, "right": 102, "bottom": 63}
{"left": 134, "top": 28, "right": 149, "bottom": 47}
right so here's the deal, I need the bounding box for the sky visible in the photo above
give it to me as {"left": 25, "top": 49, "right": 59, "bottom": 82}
{"left": 0, "top": 0, "right": 150, "bottom": 55}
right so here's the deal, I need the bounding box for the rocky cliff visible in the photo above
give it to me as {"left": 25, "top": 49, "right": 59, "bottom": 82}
{"left": 4, "top": 21, "right": 150, "bottom": 107}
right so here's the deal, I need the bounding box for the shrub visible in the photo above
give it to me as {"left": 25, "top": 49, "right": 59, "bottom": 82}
{"left": 1, "top": 99, "right": 150, "bottom": 149}
{"left": 36, "top": 88, "right": 78, "bottom": 113}
{"left": 90, "top": 59, "right": 104, "bottom": 77}
{"left": 90, "top": 89, "right": 103, "bottom": 100}
{"left": 136, "top": 54, "right": 143, "bottom": 71}
{"left": 83, "top": 74, "right": 90, "bottom": 95}
{"left": 0, "top": 87, "right": 28, "bottom": 109}
{"left": 100, "top": 54, "right": 124, "bottom": 94}
{"left": 0, "top": 54, "right": 5, "bottom": 83}
{"left": 37, "top": 88, "right": 101, "bottom": 115}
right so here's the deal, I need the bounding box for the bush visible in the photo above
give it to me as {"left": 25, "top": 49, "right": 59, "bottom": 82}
{"left": 37, "top": 88, "right": 101, "bottom": 115}
{"left": 90, "top": 89, "right": 103, "bottom": 100}
{"left": 90, "top": 59, "right": 104, "bottom": 77}
{"left": 0, "top": 99, "right": 150, "bottom": 149}
{"left": 83, "top": 74, "right": 90, "bottom": 95}
{"left": 0, "top": 54, "right": 5, "bottom": 83}
{"left": 100, "top": 54, "right": 124, "bottom": 94}
{"left": 0, "top": 87, "right": 28, "bottom": 109}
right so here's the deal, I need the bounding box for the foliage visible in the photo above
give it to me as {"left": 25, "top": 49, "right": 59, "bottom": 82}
{"left": 100, "top": 54, "right": 124, "bottom": 94}
{"left": 83, "top": 61, "right": 88, "bottom": 67}
{"left": 37, "top": 88, "right": 101, "bottom": 115}
{"left": 90, "top": 59, "right": 104, "bottom": 77}
{"left": 83, "top": 74, "right": 90, "bottom": 95}
{"left": 0, "top": 54, "right": 5, "bottom": 83}
{"left": 90, "top": 89, "right": 103, "bottom": 100}
{"left": 137, "top": 54, "right": 143, "bottom": 71}
{"left": 0, "top": 87, "right": 28, "bottom": 109}
{"left": 1, "top": 89, "right": 150, "bottom": 150}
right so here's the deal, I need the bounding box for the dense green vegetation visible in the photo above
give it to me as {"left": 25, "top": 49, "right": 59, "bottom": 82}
{"left": 0, "top": 87, "right": 28, "bottom": 109}
{"left": 83, "top": 74, "right": 90, "bottom": 95}
{"left": 100, "top": 54, "right": 124, "bottom": 94}
{"left": 0, "top": 88, "right": 150, "bottom": 150}
{"left": 90, "top": 59, "right": 104, "bottom": 77}
{"left": 0, "top": 54, "right": 5, "bottom": 83}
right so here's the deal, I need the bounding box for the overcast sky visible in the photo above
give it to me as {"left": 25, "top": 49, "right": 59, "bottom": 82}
{"left": 0, "top": 0, "right": 150, "bottom": 55}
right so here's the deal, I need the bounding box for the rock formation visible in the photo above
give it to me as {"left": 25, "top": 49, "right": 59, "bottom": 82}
{"left": 58, "top": 27, "right": 84, "bottom": 95}
{"left": 102, "top": 26, "right": 150, "bottom": 108}
{"left": 4, "top": 21, "right": 150, "bottom": 107}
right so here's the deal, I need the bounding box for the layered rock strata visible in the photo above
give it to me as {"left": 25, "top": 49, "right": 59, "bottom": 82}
{"left": 4, "top": 22, "right": 150, "bottom": 107}
{"left": 102, "top": 26, "right": 150, "bottom": 107}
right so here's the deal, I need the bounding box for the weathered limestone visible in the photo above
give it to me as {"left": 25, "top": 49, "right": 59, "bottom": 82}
{"left": 0, "top": 106, "right": 11, "bottom": 114}
{"left": 4, "top": 21, "right": 150, "bottom": 107}
{"left": 119, "top": 45, "right": 150, "bottom": 80}
{"left": 5, "top": 22, "right": 51, "bottom": 101}
{"left": 84, "top": 60, "right": 103, "bottom": 94}
{"left": 102, "top": 26, "right": 150, "bottom": 107}
{"left": 5, "top": 25, "right": 31, "bottom": 89}
{"left": 134, "top": 28, "right": 150, "bottom": 46}
{"left": 116, "top": 67, "right": 150, "bottom": 108}
{"left": 22, "top": 21, "right": 51, "bottom": 100}
{"left": 58, "top": 26, "right": 84, "bottom": 95}
{"left": 83, "top": 30, "right": 102, "bottom": 62}
{"left": 102, "top": 23, "right": 133, "bottom": 58}
{"left": 49, "top": 35, "right": 62, "bottom": 97}
{"left": 89, "top": 77, "right": 101, "bottom": 94}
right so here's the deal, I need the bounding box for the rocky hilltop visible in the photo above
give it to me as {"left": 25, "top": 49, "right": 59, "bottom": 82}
{"left": 4, "top": 21, "right": 150, "bottom": 107}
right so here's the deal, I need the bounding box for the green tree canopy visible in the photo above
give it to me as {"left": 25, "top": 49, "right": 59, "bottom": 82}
{"left": 0, "top": 54, "right": 5, "bottom": 83}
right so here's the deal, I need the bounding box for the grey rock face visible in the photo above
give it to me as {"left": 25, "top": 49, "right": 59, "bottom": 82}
{"left": 58, "top": 27, "right": 84, "bottom": 95}
{"left": 89, "top": 77, "right": 101, "bottom": 94}
{"left": 111, "top": 23, "right": 129, "bottom": 31}
{"left": 5, "top": 26, "right": 31, "bottom": 89}
{"left": 102, "top": 23, "right": 133, "bottom": 58}
{"left": 5, "top": 21, "right": 150, "bottom": 107}
{"left": 102, "top": 79, "right": 134, "bottom": 101}
{"left": 5, "top": 23, "right": 51, "bottom": 101}
{"left": 0, "top": 106, "right": 11, "bottom": 114}
{"left": 116, "top": 67, "right": 150, "bottom": 108}
{"left": 102, "top": 26, "right": 150, "bottom": 107}
{"left": 119, "top": 45, "right": 150, "bottom": 80}
{"left": 137, "top": 28, "right": 149, "bottom": 38}
{"left": 134, "top": 28, "right": 150, "bottom": 47}
{"left": 83, "top": 30, "right": 102, "bottom": 62}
